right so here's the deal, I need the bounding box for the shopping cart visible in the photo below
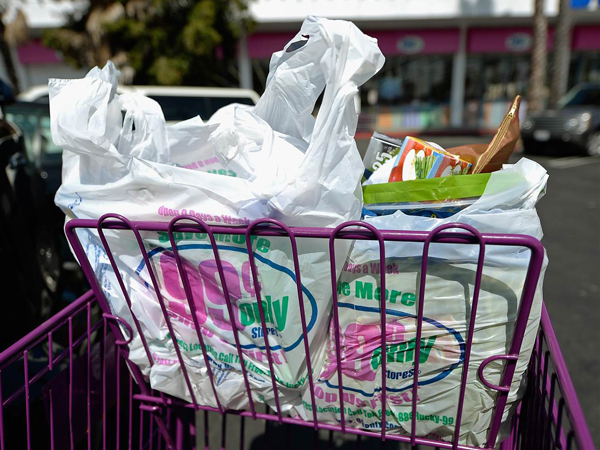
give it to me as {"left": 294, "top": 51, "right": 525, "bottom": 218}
{"left": 0, "top": 216, "right": 594, "bottom": 449}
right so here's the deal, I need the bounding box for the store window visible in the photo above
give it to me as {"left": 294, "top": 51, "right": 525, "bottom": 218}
{"left": 359, "top": 55, "right": 454, "bottom": 133}
{"left": 464, "top": 51, "right": 600, "bottom": 128}
{"left": 465, "top": 54, "right": 530, "bottom": 102}
{"left": 464, "top": 54, "right": 530, "bottom": 128}
{"left": 361, "top": 55, "right": 453, "bottom": 106}
{"left": 568, "top": 52, "right": 600, "bottom": 87}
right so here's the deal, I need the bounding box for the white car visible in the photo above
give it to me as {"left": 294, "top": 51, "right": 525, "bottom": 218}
{"left": 18, "top": 85, "right": 260, "bottom": 122}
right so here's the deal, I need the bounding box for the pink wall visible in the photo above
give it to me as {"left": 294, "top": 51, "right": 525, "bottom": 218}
{"left": 17, "top": 40, "right": 61, "bottom": 64}
{"left": 247, "top": 33, "right": 296, "bottom": 59}
{"left": 572, "top": 26, "right": 600, "bottom": 51}
{"left": 249, "top": 26, "right": 600, "bottom": 58}
{"left": 369, "top": 29, "right": 460, "bottom": 55}
{"left": 17, "top": 26, "right": 600, "bottom": 65}
{"left": 468, "top": 27, "right": 555, "bottom": 53}
{"left": 247, "top": 29, "right": 460, "bottom": 59}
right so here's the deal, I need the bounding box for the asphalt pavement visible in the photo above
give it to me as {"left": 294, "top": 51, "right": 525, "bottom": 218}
{"left": 199, "top": 136, "right": 600, "bottom": 449}
{"left": 524, "top": 152, "right": 600, "bottom": 446}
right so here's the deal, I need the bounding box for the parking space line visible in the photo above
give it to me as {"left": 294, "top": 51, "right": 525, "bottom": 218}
{"left": 547, "top": 156, "right": 600, "bottom": 169}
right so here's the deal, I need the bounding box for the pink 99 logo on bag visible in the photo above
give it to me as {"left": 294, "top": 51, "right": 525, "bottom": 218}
{"left": 320, "top": 314, "right": 464, "bottom": 392}
{"left": 135, "top": 244, "right": 319, "bottom": 353}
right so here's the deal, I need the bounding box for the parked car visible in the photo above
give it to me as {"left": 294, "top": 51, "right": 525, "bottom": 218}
{"left": 126, "top": 86, "right": 259, "bottom": 122}
{"left": 0, "top": 92, "right": 66, "bottom": 349}
{"left": 18, "top": 85, "right": 260, "bottom": 123}
{"left": 521, "top": 83, "right": 600, "bottom": 156}
{"left": 4, "top": 101, "right": 87, "bottom": 304}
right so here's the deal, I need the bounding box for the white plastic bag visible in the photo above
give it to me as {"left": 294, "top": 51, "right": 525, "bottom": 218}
{"left": 52, "top": 16, "right": 384, "bottom": 411}
{"left": 298, "top": 159, "right": 548, "bottom": 447}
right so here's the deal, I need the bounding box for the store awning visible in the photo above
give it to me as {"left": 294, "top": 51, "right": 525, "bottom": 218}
{"left": 468, "top": 27, "right": 555, "bottom": 53}
{"left": 247, "top": 29, "right": 460, "bottom": 59}
{"left": 247, "top": 25, "right": 600, "bottom": 59}
{"left": 247, "top": 33, "right": 296, "bottom": 59}
{"left": 367, "top": 29, "right": 460, "bottom": 55}
{"left": 572, "top": 26, "right": 600, "bottom": 51}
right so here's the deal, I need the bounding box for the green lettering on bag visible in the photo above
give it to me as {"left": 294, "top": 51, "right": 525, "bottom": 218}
{"left": 356, "top": 281, "right": 373, "bottom": 300}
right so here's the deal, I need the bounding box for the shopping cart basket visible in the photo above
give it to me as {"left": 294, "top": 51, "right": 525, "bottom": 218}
{"left": 0, "top": 216, "right": 594, "bottom": 449}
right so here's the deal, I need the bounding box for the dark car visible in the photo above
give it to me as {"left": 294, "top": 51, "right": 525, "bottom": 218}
{"left": 0, "top": 99, "right": 59, "bottom": 348}
{"left": 5, "top": 102, "right": 66, "bottom": 290}
{"left": 2, "top": 101, "right": 87, "bottom": 327}
{"left": 521, "top": 83, "right": 600, "bottom": 156}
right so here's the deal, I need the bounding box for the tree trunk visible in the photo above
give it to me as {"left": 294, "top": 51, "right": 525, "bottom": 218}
{"left": 0, "top": 20, "right": 20, "bottom": 95}
{"left": 528, "top": 0, "right": 548, "bottom": 112}
{"left": 550, "top": 0, "right": 572, "bottom": 106}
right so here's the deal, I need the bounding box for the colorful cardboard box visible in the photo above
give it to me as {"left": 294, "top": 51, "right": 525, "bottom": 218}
{"left": 389, "top": 136, "right": 472, "bottom": 182}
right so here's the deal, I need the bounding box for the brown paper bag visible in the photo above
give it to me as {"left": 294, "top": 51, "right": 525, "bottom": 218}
{"left": 447, "top": 96, "right": 521, "bottom": 174}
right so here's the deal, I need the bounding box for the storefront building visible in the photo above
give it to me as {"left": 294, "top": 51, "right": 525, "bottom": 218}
{"left": 241, "top": 0, "right": 600, "bottom": 132}
{"left": 6, "top": 0, "right": 600, "bottom": 131}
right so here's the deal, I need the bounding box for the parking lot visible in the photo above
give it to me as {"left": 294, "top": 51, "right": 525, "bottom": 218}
{"left": 521, "top": 152, "right": 600, "bottom": 446}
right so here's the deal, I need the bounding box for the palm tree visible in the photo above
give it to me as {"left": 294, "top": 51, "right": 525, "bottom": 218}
{"left": 528, "top": 0, "right": 548, "bottom": 112}
{"left": 43, "top": 1, "right": 133, "bottom": 82}
{"left": 550, "top": 0, "right": 572, "bottom": 106}
{"left": 0, "top": 1, "right": 133, "bottom": 92}
{"left": 44, "top": 0, "right": 253, "bottom": 87}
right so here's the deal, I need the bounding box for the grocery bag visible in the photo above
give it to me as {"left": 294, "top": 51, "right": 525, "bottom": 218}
{"left": 449, "top": 95, "right": 522, "bottom": 174}
{"left": 52, "top": 16, "right": 384, "bottom": 411}
{"left": 299, "top": 159, "right": 548, "bottom": 447}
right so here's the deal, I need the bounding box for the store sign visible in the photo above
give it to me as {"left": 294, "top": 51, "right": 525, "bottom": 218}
{"left": 571, "top": 0, "right": 597, "bottom": 9}
{"left": 505, "top": 33, "right": 532, "bottom": 52}
{"left": 397, "top": 35, "right": 425, "bottom": 54}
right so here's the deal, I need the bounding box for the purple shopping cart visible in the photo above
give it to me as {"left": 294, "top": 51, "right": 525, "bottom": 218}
{"left": 0, "top": 216, "right": 594, "bottom": 449}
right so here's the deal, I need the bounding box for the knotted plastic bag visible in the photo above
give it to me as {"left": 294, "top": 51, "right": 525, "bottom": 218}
{"left": 52, "top": 16, "right": 384, "bottom": 411}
